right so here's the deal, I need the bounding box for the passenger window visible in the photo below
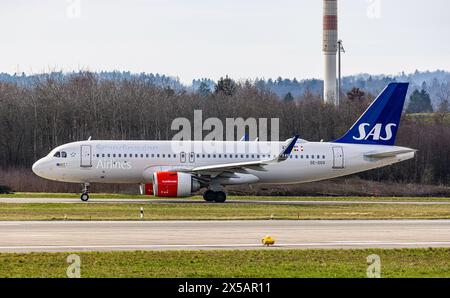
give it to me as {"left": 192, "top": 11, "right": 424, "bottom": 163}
{"left": 118, "top": 154, "right": 122, "bottom": 158}
{"left": 107, "top": 154, "right": 111, "bottom": 158}
{"left": 157, "top": 154, "right": 160, "bottom": 158}
{"left": 102, "top": 154, "right": 105, "bottom": 158}
{"left": 146, "top": 154, "right": 149, "bottom": 158}
{"left": 113, "top": 154, "right": 116, "bottom": 158}
{"left": 306, "top": 155, "right": 309, "bottom": 159}
{"left": 322, "top": 155, "right": 326, "bottom": 159}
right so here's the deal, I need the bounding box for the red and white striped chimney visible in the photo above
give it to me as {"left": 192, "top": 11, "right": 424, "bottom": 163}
{"left": 323, "top": 0, "right": 338, "bottom": 104}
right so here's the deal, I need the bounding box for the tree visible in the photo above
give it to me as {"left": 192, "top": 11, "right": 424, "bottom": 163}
{"left": 347, "top": 88, "right": 365, "bottom": 101}
{"left": 406, "top": 89, "right": 434, "bottom": 114}
{"left": 283, "top": 92, "right": 294, "bottom": 102}
{"left": 198, "top": 81, "right": 211, "bottom": 97}
{"left": 164, "top": 86, "right": 175, "bottom": 97}
{"left": 214, "top": 76, "right": 237, "bottom": 96}
{"left": 438, "top": 99, "right": 449, "bottom": 113}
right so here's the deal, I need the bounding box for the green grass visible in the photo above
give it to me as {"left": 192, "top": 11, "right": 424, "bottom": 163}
{"left": 0, "top": 248, "right": 449, "bottom": 278}
{"left": 3, "top": 193, "right": 450, "bottom": 202}
{"left": 0, "top": 201, "right": 450, "bottom": 221}
{"left": 406, "top": 112, "right": 450, "bottom": 122}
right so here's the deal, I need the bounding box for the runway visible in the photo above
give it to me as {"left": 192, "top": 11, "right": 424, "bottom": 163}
{"left": 1, "top": 220, "right": 450, "bottom": 252}
{"left": 1, "top": 197, "right": 449, "bottom": 205}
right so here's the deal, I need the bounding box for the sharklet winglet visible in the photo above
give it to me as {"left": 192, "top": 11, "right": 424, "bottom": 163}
{"left": 277, "top": 135, "right": 300, "bottom": 162}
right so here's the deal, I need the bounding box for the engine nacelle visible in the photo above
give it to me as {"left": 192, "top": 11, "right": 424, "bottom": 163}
{"left": 152, "top": 172, "right": 200, "bottom": 197}
{"left": 144, "top": 183, "right": 154, "bottom": 195}
{"left": 139, "top": 183, "right": 154, "bottom": 195}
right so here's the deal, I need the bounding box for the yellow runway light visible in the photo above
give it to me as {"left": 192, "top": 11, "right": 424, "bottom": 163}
{"left": 262, "top": 235, "right": 275, "bottom": 246}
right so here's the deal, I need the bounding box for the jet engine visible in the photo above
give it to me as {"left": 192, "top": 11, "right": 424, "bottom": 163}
{"left": 152, "top": 172, "right": 201, "bottom": 197}
{"left": 139, "top": 183, "right": 154, "bottom": 195}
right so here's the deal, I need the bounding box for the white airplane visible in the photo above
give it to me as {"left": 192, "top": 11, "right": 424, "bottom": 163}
{"left": 33, "top": 83, "right": 416, "bottom": 203}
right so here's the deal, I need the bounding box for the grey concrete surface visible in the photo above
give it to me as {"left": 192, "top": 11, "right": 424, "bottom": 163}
{"left": 0, "top": 220, "right": 449, "bottom": 252}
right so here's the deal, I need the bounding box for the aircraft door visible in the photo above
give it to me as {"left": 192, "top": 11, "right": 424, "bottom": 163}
{"left": 332, "top": 147, "right": 344, "bottom": 169}
{"left": 189, "top": 152, "right": 195, "bottom": 163}
{"left": 180, "top": 152, "right": 186, "bottom": 163}
{"left": 80, "top": 145, "right": 92, "bottom": 167}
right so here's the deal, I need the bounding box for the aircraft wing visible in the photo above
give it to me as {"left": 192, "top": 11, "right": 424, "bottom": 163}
{"left": 184, "top": 135, "right": 300, "bottom": 175}
{"left": 364, "top": 149, "right": 417, "bottom": 159}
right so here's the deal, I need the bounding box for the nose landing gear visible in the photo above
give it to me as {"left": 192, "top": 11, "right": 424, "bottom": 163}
{"left": 80, "top": 183, "right": 90, "bottom": 202}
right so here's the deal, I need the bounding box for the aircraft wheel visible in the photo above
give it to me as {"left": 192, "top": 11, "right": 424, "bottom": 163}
{"left": 214, "top": 191, "right": 227, "bottom": 203}
{"left": 80, "top": 193, "right": 89, "bottom": 202}
{"left": 203, "top": 190, "right": 216, "bottom": 202}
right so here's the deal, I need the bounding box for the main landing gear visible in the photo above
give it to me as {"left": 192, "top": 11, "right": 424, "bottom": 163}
{"left": 80, "top": 183, "right": 90, "bottom": 202}
{"left": 203, "top": 190, "right": 227, "bottom": 203}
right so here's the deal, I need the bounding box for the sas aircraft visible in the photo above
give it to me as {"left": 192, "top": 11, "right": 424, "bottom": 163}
{"left": 33, "top": 83, "right": 415, "bottom": 203}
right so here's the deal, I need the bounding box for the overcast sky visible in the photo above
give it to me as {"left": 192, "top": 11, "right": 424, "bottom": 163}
{"left": 1, "top": 0, "right": 449, "bottom": 83}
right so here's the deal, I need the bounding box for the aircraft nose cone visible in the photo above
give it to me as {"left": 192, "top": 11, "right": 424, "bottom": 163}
{"left": 32, "top": 159, "right": 45, "bottom": 177}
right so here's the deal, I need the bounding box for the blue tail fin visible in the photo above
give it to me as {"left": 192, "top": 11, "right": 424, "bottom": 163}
{"left": 334, "top": 82, "right": 409, "bottom": 146}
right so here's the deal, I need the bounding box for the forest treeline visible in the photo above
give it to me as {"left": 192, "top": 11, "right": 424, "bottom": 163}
{"left": 0, "top": 72, "right": 449, "bottom": 187}
{"left": 3, "top": 69, "right": 450, "bottom": 107}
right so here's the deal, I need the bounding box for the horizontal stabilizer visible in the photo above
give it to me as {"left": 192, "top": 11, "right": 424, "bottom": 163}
{"left": 364, "top": 149, "right": 416, "bottom": 159}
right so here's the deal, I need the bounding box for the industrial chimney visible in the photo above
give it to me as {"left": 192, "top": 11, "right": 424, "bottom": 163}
{"left": 323, "top": 0, "right": 338, "bottom": 104}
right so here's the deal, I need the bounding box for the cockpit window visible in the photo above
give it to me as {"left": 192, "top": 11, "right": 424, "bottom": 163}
{"left": 53, "top": 151, "right": 67, "bottom": 158}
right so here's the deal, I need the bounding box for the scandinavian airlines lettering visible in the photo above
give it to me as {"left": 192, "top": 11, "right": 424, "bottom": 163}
{"left": 353, "top": 123, "right": 397, "bottom": 141}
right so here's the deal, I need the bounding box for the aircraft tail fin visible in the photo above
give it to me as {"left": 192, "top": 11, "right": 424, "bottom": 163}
{"left": 334, "top": 82, "right": 409, "bottom": 146}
